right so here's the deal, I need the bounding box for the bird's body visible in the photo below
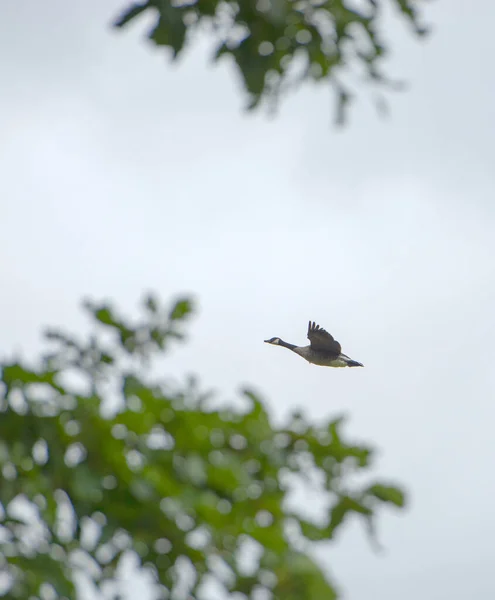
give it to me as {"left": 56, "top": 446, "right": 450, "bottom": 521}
{"left": 264, "top": 321, "right": 363, "bottom": 368}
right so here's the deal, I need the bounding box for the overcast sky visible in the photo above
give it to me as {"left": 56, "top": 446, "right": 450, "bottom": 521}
{"left": 2, "top": 1, "right": 495, "bottom": 599}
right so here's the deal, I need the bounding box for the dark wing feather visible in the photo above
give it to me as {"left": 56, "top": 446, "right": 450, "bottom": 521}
{"left": 307, "top": 321, "right": 341, "bottom": 354}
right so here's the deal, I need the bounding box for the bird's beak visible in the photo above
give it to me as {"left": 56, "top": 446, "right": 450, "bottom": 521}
{"left": 264, "top": 339, "right": 270, "bottom": 343}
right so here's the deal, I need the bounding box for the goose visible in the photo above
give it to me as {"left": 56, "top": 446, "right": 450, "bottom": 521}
{"left": 264, "top": 321, "right": 363, "bottom": 368}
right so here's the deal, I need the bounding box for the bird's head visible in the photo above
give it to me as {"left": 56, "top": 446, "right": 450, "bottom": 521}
{"left": 264, "top": 337, "right": 281, "bottom": 345}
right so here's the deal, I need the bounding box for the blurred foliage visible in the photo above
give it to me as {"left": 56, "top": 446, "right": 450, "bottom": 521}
{"left": 0, "top": 294, "right": 405, "bottom": 599}
{"left": 113, "top": 0, "right": 428, "bottom": 121}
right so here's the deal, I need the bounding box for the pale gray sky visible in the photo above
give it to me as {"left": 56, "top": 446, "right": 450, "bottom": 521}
{"left": 2, "top": 1, "right": 495, "bottom": 599}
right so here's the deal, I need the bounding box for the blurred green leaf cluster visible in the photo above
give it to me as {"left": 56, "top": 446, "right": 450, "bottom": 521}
{"left": 114, "top": 0, "right": 428, "bottom": 119}
{"left": 0, "top": 294, "right": 405, "bottom": 599}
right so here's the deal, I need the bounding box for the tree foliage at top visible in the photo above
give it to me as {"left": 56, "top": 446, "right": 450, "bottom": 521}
{"left": 113, "top": 0, "right": 428, "bottom": 120}
{"left": 0, "top": 294, "right": 405, "bottom": 599}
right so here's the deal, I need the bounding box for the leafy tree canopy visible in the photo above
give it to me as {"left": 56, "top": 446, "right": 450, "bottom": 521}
{"left": 0, "top": 295, "right": 405, "bottom": 599}
{"left": 113, "top": 0, "right": 428, "bottom": 120}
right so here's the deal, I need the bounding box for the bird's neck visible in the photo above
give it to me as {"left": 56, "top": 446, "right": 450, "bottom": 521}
{"left": 279, "top": 339, "right": 297, "bottom": 351}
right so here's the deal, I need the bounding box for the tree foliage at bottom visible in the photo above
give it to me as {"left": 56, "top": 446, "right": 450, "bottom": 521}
{"left": 0, "top": 294, "right": 405, "bottom": 599}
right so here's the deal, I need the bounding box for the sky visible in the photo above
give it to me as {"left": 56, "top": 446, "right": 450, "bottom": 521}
{"left": 1, "top": 1, "right": 495, "bottom": 599}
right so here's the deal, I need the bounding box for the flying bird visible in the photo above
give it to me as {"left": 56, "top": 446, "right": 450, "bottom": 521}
{"left": 264, "top": 321, "right": 363, "bottom": 368}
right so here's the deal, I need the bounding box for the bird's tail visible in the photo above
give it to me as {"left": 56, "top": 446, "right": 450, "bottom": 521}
{"left": 347, "top": 359, "right": 364, "bottom": 367}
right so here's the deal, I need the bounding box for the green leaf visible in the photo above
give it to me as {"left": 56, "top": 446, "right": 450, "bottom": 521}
{"left": 274, "top": 551, "right": 337, "bottom": 600}
{"left": 94, "top": 306, "right": 118, "bottom": 326}
{"left": 328, "top": 417, "right": 344, "bottom": 442}
{"left": 149, "top": 14, "right": 187, "bottom": 58}
{"left": 328, "top": 495, "right": 372, "bottom": 535}
{"left": 100, "top": 352, "right": 114, "bottom": 365}
{"left": 113, "top": 2, "right": 151, "bottom": 28}
{"left": 8, "top": 553, "right": 76, "bottom": 598}
{"left": 298, "top": 517, "right": 329, "bottom": 541}
{"left": 144, "top": 294, "right": 159, "bottom": 314}
{"left": 250, "top": 522, "right": 288, "bottom": 553}
{"left": 169, "top": 298, "right": 193, "bottom": 321}
{"left": 367, "top": 484, "right": 406, "bottom": 507}
{"left": 1, "top": 363, "right": 63, "bottom": 395}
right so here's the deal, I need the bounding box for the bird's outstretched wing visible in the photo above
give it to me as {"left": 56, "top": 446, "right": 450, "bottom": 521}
{"left": 307, "top": 321, "right": 341, "bottom": 354}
